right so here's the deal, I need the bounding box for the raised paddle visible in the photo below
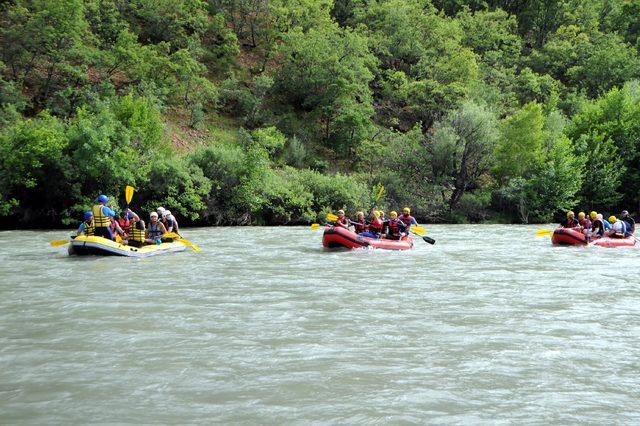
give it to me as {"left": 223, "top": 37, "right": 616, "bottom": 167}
{"left": 327, "top": 213, "right": 339, "bottom": 222}
{"left": 164, "top": 232, "right": 201, "bottom": 252}
{"left": 125, "top": 185, "right": 135, "bottom": 206}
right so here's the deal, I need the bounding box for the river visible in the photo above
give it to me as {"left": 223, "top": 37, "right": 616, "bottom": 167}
{"left": 1, "top": 225, "right": 639, "bottom": 423}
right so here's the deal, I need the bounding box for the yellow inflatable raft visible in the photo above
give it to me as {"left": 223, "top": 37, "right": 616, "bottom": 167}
{"left": 68, "top": 235, "right": 188, "bottom": 258}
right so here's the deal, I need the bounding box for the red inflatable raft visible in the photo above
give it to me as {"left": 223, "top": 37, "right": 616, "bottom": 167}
{"left": 322, "top": 226, "right": 413, "bottom": 250}
{"left": 551, "top": 228, "right": 636, "bottom": 247}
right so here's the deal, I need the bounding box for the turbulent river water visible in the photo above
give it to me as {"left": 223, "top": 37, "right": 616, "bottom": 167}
{"left": 1, "top": 225, "right": 639, "bottom": 424}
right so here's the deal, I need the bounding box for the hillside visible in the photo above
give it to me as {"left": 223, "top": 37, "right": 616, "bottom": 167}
{"left": 1, "top": 0, "right": 640, "bottom": 228}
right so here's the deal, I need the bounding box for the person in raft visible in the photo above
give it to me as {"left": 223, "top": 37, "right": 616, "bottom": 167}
{"left": 93, "top": 195, "right": 117, "bottom": 240}
{"left": 334, "top": 210, "right": 350, "bottom": 229}
{"left": 352, "top": 211, "right": 367, "bottom": 234}
{"left": 127, "top": 210, "right": 146, "bottom": 248}
{"left": 385, "top": 211, "right": 408, "bottom": 240}
{"left": 77, "top": 211, "right": 95, "bottom": 236}
{"left": 162, "top": 210, "right": 180, "bottom": 235}
{"left": 620, "top": 210, "right": 635, "bottom": 234}
{"left": 577, "top": 212, "right": 591, "bottom": 234}
{"left": 364, "top": 210, "right": 384, "bottom": 238}
{"left": 559, "top": 211, "right": 580, "bottom": 229}
{"left": 607, "top": 216, "right": 629, "bottom": 238}
{"left": 398, "top": 207, "right": 418, "bottom": 233}
{"left": 589, "top": 212, "right": 606, "bottom": 238}
{"left": 145, "top": 212, "right": 167, "bottom": 244}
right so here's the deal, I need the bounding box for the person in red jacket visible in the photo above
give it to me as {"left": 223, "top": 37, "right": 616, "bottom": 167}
{"left": 577, "top": 211, "right": 591, "bottom": 235}
{"left": 366, "top": 210, "right": 384, "bottom": 238}
{"left": 559, "top": 211, "right": 580, "bottom": 228}
{"left": 352, "top": 211, "right": 367, "bottom": 234}
{"left": 385, "top": 211, "right": 408, "bottom": 240}
{"left": 398, "top": 207, "right": 418, "bottom": 233}
{"left": 334, "top": 210, "right": 350, "bottom": 229}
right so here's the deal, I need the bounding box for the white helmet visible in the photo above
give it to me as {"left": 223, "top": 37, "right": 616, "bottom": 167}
{"left": 156, "top": 207, "right": 165, "bottom": 215}
{"left": 597, "top": 213, "right": 603, "bottom": 220}
{"left": 163, "top": 210, "right": 171, "bottom": 218}
{"left": 150, "top": 212, "right": 158, "bottom": 218}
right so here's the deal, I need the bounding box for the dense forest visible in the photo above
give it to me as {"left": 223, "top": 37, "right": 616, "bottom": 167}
{"left": 1, "top": 0, "right": 640, "bottom": 228}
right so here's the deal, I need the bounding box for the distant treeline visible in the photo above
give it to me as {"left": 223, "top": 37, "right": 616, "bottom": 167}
{"left": 1, "top": 0, "right": 640, "bottom": 228}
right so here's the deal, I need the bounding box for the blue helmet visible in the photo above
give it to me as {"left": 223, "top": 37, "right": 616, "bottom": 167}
{"left": 97, "top": 194, "right": 108, "bottom": 203}
{"left": 127, "top": 213, "right": 134, "bottom": 219}
{"left": 84, "top": 211, "right": 93, "bottom": 220}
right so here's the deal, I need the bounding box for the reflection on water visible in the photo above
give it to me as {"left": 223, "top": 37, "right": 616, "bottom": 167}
{"left": 1, "top": 226, "right": 639, "bottom": 423}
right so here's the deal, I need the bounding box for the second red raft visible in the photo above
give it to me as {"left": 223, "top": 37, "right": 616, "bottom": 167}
{"left": 551, "top": 228, "right": 636, "bottom": 247}
{"left": 322, "top": 226, "right": 413, "bottom": 250}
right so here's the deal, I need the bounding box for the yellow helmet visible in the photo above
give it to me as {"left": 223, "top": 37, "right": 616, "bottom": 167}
{"left": 337, "top": 209, "right": 345, "bottom": 215}
{"left": 609, "top": 216, "right": 617, "bottom": 223}
{"left": 578, "top": 212, "right": 585, "bottom": 219}
{"left": 590, "top": 211, "right": 597, "bottom": 220}
{"left": 390, "top": 211, "right": 398, "bottom": 218}
{"left": 373, "top": 210, "right": 380, "bottom": 218}
{"left": 403, "top": 207, "right": 410, "bottom": 214}
{"left": 356, "top": 211, "right": 364, "bottom": 217}
{"left": 567, "top": 211, "right": 575, "bottom": 217}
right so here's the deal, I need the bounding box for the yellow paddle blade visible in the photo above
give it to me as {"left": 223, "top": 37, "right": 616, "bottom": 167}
{"left": 310, "top": 223, "right": 320, "bottom": 230}
{"left": 163, "top": 232, "right": 201, "bottom": 252}
{"left": 50, "top": 239, "right": 70, "bottom": 246}
{"left": 375, "top": 185, "right": 385, "bottom": 201}
{"left": 411, "top": 225, "right": 426, "bottom": 235}
{"left": 125, "top": 185, "right": 135, "bottom": 204}
{"left": 326, "top": 213, "right": 338, "bottom": 222}
{"left": 536, "top": 229, "right": 554, "bottom": 236}
{"left": 115, "top": 235, "right": 122, "bottom": 243}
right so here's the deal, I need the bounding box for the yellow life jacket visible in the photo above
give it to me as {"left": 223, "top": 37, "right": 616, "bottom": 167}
{"left": 129, "top": 221, "right": 145, "bottom": 242}
{"left": 82, "top": 220, "right": 94, "bottom": 236}
{"left": 92, "top": 204, "right": 110, "bottom": 227}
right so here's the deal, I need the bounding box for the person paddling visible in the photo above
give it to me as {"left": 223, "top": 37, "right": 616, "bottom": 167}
{"left": 590, "top": 212, "right": 605, "bottom": 238}
{"left": 162, "top": 210, "right": 180, "bottom": 235}
{"left": 560, "top": 211, "right": 580, "bottom": 229}
{"left": 608, "top": 216, "right": 628, "bottom": 238}
{"left": 117, "top": 210, "right": 132, "bottom": 239}
{"left": 127, "top": 210, "right": 146, "bottom": 248}
{"left": 145, "top": 212, "right": 167, "bottom": 244}
{"left": 621, "top": 210, "right": 635, "bottom": 234}
{"left": 399, "top": 207, "right": 418, "bottom": 233}
{"left": 77, "top": 211, "right": 95, "bottom": 236}
{"left": 365, "top": 210, "right": 383, "bottom": 238}
{"left": 334, "top": 210, "right": 350, "bottom": 229}
{"left": 353, "top": 211, "right": 367, "bottom": 234}
{"left": 93, "top": 195, "right": 116, "bottom": 240}
{"left": 577, "top": 212, "right": 591, "bottom": 234}
{"left": 385, "top": 211, "right": 407, "bottom": 240}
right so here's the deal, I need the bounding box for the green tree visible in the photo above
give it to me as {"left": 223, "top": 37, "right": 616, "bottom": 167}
{"left": 276, "top": 24, "right": 376, "bottom": 150}
{"left": 494, "top": 102, "right": 546, "bottom": 181}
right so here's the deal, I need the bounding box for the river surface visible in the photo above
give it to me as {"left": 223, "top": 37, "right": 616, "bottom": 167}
{"left": 1, "top": 225, "right": 639, "bottom": 424}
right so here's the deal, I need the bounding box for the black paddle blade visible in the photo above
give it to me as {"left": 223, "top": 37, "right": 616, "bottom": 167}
{"left": 422, "top": 236, "right": 435, "bottom": 245}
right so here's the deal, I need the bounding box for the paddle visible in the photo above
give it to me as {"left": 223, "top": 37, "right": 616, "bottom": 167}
{"left": 50, "top": 239, "right": 70, "bottom": 246}
{"left": 536, "top": 229, "right": 554, "bottom": 237}
{"left": 310, "top": 223, "right": 321, "bottom": 230}
{"left": 410, "top": 230, "right": 435, "bottom": 245}
{"left": 327, "top": 213, "right": 338, "bottom": 222}
{"left": 164, "top": 232, "right": 201, "bottom": 252}
{"left": 125, "top": 185, "right": 134, "bottom": 207}
{"left": 411, "top": 225, "right": 426, "bottom": 235}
